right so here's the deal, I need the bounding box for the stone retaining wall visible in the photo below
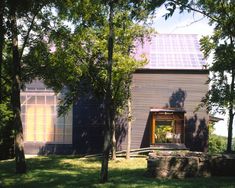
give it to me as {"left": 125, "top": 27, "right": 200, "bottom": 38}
{"left": 147, "top": 151, "right": 235, "bottom": 178}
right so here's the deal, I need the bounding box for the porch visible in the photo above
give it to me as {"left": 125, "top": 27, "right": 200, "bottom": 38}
{"left": 150, "top": 108, "right": 187, "bottom": 150}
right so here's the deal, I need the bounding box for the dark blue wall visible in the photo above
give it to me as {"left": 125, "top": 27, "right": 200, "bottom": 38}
{"left": 73, "top": 94, "right": 105, "bottom": 154}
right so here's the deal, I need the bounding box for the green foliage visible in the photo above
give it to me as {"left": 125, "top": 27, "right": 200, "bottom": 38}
{"left": 0, "top": 43, "right": 14, "bottom": 160}
{"left": 23, "top": 2, "right": 153, "bottom": 117}
{"left": 0, "top": 102, "right": 14, "bottom": 160}
{"left": 0, "top": 0, "right": 67, "bottom": 161}
{"left": 208, "top": 123, "right": 227, "bottom": 154}
{"left": 209, "top": 134, "right": 226, "bottom": 154}
{"left": 164, "top": 0, "right": 235, "bottom": 152}
{"left": 0, "top": 103, "right": 13, "bottom": 143}
{"left": 0, "top": 103, "right": 12, "bottom": 127}
{"left": 155, "top": 125, "right": 173, "bottom": 143}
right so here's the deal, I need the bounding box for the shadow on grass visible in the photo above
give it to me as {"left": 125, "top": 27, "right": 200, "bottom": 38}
{"left": 0, "top": 156, "right": 235, "bottom": 188}
{"left": 0, "top": 156, "right": 100, "bottom": 188}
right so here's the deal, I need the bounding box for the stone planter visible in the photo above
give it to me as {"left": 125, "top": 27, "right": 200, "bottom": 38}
{"left": 147, "top": 152, "right": 235, "bottom": 179}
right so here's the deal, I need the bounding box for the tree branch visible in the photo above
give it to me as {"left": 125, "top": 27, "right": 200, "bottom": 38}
{"left": 19, "top": 5, "right": 43, "bottom": 62}
{"left": 172, "top": 16, "right": 205, "bottom": 31}
{"left": 169, "top": 0, "right": 218, "bottom": 22}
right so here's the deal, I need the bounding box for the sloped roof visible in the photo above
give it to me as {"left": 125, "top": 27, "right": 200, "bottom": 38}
{"left": 134, "top": 34, "right": 206, "bottom": 70}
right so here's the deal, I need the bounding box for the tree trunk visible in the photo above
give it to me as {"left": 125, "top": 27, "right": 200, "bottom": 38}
{"left": 112, "top": 122, "right": 116, "bottom": 160}
{"left": 0, "top": 0, "right": 4, "bottom": 102}
{"left": 126, "top": 98, "right": 132, "bottom": 159}
{"left": 100, "top": 0, "right": 114, "bottom": 183}
{"left": 100, "top": 128, "right": 111, "bottom": 183}
{"left": 9, "top": 3, "right": 27, "bottom": 173}
{"left": 226, "top": 69, "right": 234, "bottom": 153}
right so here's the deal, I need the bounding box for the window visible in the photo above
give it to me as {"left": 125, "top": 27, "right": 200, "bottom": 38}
{"left": 151, "top": 110, "right": 185, "bottom": 144}
{"left": 155, "top": 120, "right": 174, "bottom": 143}
{"left": 21, "top": 92, "right": 72, "bottom": 144}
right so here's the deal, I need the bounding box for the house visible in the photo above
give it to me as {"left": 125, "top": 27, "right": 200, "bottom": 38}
{"left": 21, "top": 34, "right": 209, "bottom": 154}
{"left": 129, "top": 34, "right": 209, "bottom": 152}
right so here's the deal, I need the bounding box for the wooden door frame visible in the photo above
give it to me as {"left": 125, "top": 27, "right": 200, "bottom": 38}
{"left": 150, "top": 109, "right": 185, "bottom": 145}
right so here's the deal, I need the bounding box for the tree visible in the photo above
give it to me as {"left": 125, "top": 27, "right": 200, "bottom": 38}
{"left": 101, "top": 1, "right": 114, "bottom": 182}
{"left": 23, "top": 0, "right": 165, "bottom": 182}
{"left": 26, "top": 15, "right": 149, "bottom": 182}
{"left": 126, "top": 97, "right": 132, "bottom": 159}
{"left": 0, "top": 0, "right": 64, "bottom": 172}
{"left": 164, "top": 0, "right": 235, "bottom": 153}
{"left": 96, "top": 1, "right": 165, "bottom": 182}
{"left": 0, "top": 0, "right": 14, "bottom": 160}
{"left": 8, "top": 1, "right": 27, "bottom": 173}
{"left": 0, "top": 0, "right": 4, "bottom": 102}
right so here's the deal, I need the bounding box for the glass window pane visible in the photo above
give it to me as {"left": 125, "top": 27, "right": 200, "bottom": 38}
{"left": 55, "top": 134, "right": 63, "bottom": 143}
{"left": 46, "top": 96, "right": 55, "bottom": 105}
{"left": 20, "top": 96, "right": 26, "bottom": 104}
{"left": 36, "top": 106, "right": 44, "bottom": 141}
{"left": 155, "top": 120, "right": 173, "bottom": 143}
{"left": 45, "top": 107, "right": 54, "bottom": 142}
{"left": 64, "top": 134, "right": 72, "bottom": 144}
{"left": 26, "top": 106, "right": 35, "bottom": 141}
{"left": 21, "top": 105, "right": 26, "bottom": 113}
{"left": 37, "top": 96, "right": 45, "bottom": 104}
{"left": 28, "top": 96, "right": 35, "bottom": 104}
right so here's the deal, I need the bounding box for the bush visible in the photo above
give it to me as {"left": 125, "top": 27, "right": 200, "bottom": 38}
{"left": 209, "top": 134, "right": 227, "bottom": 154}
{"left": 0, "top": 103, "right": 14, "bottom": 160}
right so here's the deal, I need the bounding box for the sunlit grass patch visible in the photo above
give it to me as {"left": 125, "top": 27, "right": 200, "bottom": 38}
{"left": 0, "top": 156, "right": 235, "bottom": 188}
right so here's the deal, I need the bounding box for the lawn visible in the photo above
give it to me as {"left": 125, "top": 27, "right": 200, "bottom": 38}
{"left": 1, "top": 156, "right": 235, "bottom": 188}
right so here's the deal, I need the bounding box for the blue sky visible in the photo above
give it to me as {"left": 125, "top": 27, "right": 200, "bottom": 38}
{"left": 152, "top": 5, "right": 213, "bottom": 36}
{"left": 151, "top": 5, "right": 233, "bottom": 137}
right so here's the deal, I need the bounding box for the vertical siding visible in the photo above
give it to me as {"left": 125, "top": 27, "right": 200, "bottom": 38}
{"left": 72, "top": 70, "right": 209, "bottom": 154}
{"left": 128, "top": 70, "right": 209, "bottom": 151}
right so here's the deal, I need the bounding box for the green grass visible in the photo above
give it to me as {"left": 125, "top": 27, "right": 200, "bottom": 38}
{"left": 1, "top": 156, "right": 235, "bottom": 188}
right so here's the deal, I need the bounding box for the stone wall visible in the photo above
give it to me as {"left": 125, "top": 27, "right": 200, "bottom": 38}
{"left": 147, "top": 151, "right": 235, "bottom": 179}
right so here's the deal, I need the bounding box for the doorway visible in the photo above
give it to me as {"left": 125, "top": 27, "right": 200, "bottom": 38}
{"left": 150, "top": 109, "right": 185, "bottom": 145}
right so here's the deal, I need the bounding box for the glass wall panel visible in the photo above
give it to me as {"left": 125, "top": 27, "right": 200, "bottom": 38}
{"left": 26, "top": 106, "right": 35, "bottom": 141}
{"left": 37, "top": 96, "right": 45, "bottom": 104}
{"left": 28, "top": 96, "right": 35, "bottom": 104}
{"left": 45, "top": 107, "right": 54, "bottom": 142}
{"left": 46, "top": 96, "right": 54, "bottom": 104}
{"left": 36, "top": 106, "right": 44, "bottom": 141}
{"left": 21, "top": 86, "right": 72, "bottom": 144}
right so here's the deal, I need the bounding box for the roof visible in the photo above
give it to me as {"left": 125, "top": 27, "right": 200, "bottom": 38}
{"left": 134, "top": 34, "right": 206, "bottom": 70}
{"left": 209, "top": 115, "right": 224, "bottom": 122}
{"left": 24, "top": 79, "right": 52, "bottom": 92}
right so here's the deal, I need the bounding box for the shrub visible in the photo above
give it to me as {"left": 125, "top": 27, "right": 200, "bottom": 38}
{"left": 209, "top": 134, "right": 226, "bottom": 154}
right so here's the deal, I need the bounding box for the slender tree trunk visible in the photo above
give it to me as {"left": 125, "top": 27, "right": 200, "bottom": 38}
{"left": 126, "top": 98, "right": 132, "bottom": 159}
{"left": 100, "top": 127, "right": 111, "bottom": 183}
{"left": 226, "top": 69, "right": 234, "bottom": 153}
{"left": 100, "top": 0, "right": 114, "bottom": 183}
{"left": 9, "top": 4, "right": 27, "bottom": 173}
{"left": 0, "top": 0, "right": 4, "bottom": 102}
{"left": 112, "top": 121, "right": 116, "bottom": 160}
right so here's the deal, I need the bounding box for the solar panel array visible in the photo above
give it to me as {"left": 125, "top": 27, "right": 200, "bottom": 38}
{"left": 136, "top": 34, "right": 206, "bottom": 70}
